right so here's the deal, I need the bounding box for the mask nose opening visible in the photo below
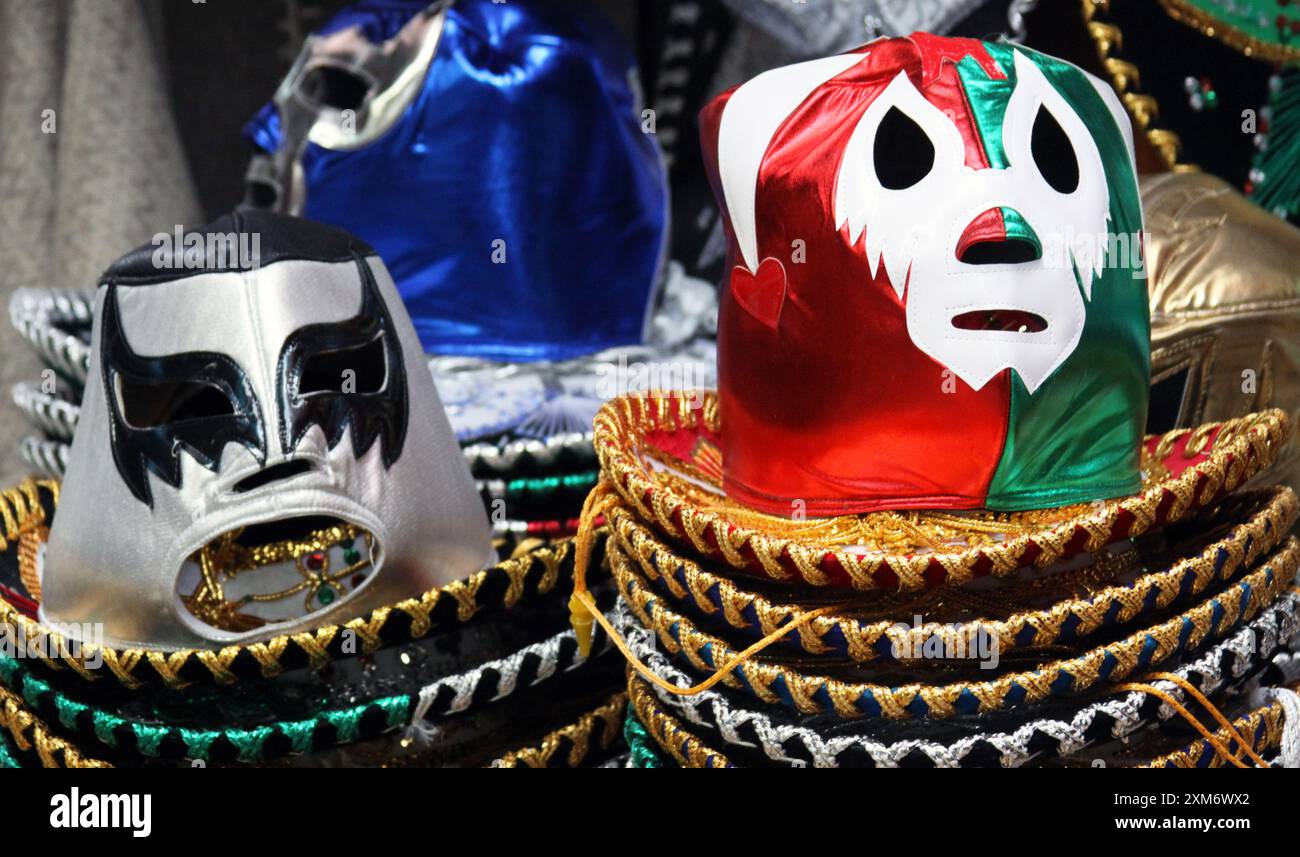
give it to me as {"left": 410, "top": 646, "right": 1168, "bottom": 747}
{"left": 956, "top": 207, "right": 1042, "bottom": 265}
{"left": 959, "top": 238, "right": 1041, "bottom": 265}
{"left": 232, "top": 459, "right": 316, "bottom": 493}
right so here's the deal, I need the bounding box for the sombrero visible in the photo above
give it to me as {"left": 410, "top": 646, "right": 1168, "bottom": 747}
{"left": 567, "top": 32, "right": 1300, "bottom": 769}
{"left": 1076, "top": 0, "right": 1300, "bottom": 223}
{"left": 0, "top": 212, "right": 624, "bottom": 767}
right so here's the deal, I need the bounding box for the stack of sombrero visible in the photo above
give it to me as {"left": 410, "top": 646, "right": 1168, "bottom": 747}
{"left": 0, "top": 212, "right": 627, "bottom": 768}
{"left": 569, "top": 33, "right": 1300, "bottom": 768}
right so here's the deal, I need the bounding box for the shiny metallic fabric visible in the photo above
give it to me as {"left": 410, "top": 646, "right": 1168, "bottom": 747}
{"left": 1145, "top": 171, "right": 1300, "bottom": 487}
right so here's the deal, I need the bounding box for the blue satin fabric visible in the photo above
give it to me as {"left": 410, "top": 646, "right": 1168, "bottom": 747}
{"left": 245, "top": 0, "right": 668, "bottom": 361}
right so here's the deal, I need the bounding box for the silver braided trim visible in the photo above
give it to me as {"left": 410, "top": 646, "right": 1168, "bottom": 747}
{"left": 405, "top": 626, "right": 613, "bottom": 742}
{"left": 463, "top": 432, "right": 596, "bottom": 474}
{"left": 610, "top": 594, "right": 1300, "bottom": 768}
{"left": 13, "top": 382, "right": 79, "bottom": 441}
{"left": 9, "top": 288, "right": 92, "bottom": 384}
{"left": 598, "top": 752, "right": 632, "bottom": 768}
{"left": 18, "top": 436, "right": 68, "bottom": 479}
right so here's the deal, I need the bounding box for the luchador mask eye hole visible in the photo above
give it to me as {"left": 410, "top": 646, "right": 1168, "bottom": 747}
{"left": 1030, "top": 104, "right": 1080, "bottom": 194}
{"left": 873, "top": 107, "right": 935, "bottom": 190}
{"left": 298, "top": 65, "right": 371, "bottom": 111}
{"left": 115, "top": 374, "right": 239, "bottom": 430}
{"left": 296, "top": 333, "right": 388, "bottom": 397}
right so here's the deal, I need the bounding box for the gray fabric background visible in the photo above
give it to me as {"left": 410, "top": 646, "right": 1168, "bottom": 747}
{"left": 0, "top": 0, "right": 200, "bottom": 485}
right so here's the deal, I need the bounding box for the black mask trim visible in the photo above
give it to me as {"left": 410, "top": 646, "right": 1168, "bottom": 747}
{"left": 276, "top": 254, "right": 409, "bottom": 467}
{"left": 102, "top": 284, "right": 267, "bottom": 507}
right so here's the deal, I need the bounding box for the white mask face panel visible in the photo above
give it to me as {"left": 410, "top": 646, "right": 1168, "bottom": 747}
{"left": 40, "top": 212, "right": 492, "bottom": 651}
{"left": 834, "top": 51, "right": 1111, "bottom": 393}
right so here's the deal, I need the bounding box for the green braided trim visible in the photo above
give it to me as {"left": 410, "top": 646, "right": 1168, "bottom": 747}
{"left": 0, "top": 723, "right": 20, "bottom": 768}
{"left": 0, "top": 653, "right": 411, "bottom": 763}
{"left": 624, "top": 707, "right": 669, "bottom": 769}
{"left": 506, "top": 471, "right": 599, "bottom": 496}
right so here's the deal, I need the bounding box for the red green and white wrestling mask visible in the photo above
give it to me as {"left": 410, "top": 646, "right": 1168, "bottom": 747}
{"left": 701, "top": 34, "right": 1148, "bottom": 517}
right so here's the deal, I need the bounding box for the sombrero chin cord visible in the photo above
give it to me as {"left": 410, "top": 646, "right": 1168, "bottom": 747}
{"left": 568, "top": 480, "right": 837, "bottom": 696}
{"left": 1117, "top": 671, "right": 1272, "bottom": 768}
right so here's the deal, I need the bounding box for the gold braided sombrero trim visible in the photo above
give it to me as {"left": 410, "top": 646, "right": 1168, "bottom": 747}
{"left": 489, "top": 692, "right": 628, "bottom": 769}
{"left": 593, "top": 390, "right": 1288, "bottom": 591}
{"left": 1082, "top": 0, "right": 1193, "bottom": 171}
{"left": 627, "top": 669, "right": 732, "bottom": 769}
{"left": 1137, "top": 696, "right": 1287, "bottom": 769}
{"left": 607, "top": 487, "right": 1298, "bottom": 662}
{"left": 1158, "top": 0, "right": 1300, "bottom": 63}
{"left": 610, "top": 535, "right": 1299, "bottom": 720}
{"left": 0, "top": 480, "right": 54, "bottom": 553}
{"left": 0, "top": 520, "right": 586, "bottom": 690}
{"left": 0, "top": 683, "right": 109, "bottom": 769}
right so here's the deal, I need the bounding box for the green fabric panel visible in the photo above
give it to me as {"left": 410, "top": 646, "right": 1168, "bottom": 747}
{"left": 1250, "top": 64, "right": 1300, "bottom": 219}
{"left": 999, "top": 207, "right": 1040, "bottom": 254}
{"left": 959, "top": 43, "right": 1148, "bottom": 509}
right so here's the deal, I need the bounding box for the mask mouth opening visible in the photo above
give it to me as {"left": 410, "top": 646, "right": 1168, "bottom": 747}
{"left": 177, "top": 515, "right": 380, "bottom": 634}
{"left": 950, "top": 309, "right": 1048, "bottom": 334}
